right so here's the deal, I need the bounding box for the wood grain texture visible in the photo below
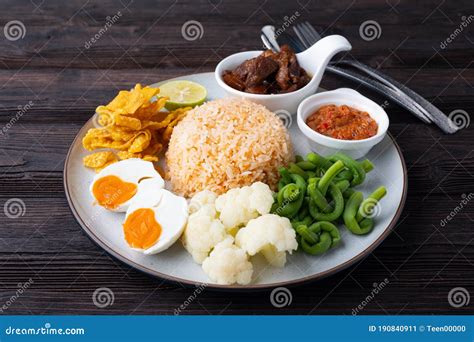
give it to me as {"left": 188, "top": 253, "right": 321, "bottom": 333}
{"left": 0, "top": 0, "right": 472, "bottom": 315}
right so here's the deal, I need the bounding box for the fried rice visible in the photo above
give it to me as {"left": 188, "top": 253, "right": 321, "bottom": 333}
{"left": 166, "top": 98, "right": 294, "bottom": 197}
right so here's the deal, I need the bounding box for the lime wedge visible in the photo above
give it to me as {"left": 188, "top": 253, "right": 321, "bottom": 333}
{"left": 159, "top": 80, "right": 207, "bottom": 110}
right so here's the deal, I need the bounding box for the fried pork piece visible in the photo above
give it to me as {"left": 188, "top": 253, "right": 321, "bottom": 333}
{"left": 222, "top": 71, "right": 245, "bottom": 91}
{"left": 222, "top": 45, "right": 310, "bottom": 94}
{"left": 245, "top": 56, "right": 278, "bottom": 86}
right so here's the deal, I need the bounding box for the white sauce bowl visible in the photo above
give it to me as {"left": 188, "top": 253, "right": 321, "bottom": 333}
{"left": 297, "top": 88, "right": 389, "bottom": 159}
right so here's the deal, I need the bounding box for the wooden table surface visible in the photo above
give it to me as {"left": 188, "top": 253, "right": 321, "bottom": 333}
{"left": 0, "top": 0, "right": 472, "bottom": 315}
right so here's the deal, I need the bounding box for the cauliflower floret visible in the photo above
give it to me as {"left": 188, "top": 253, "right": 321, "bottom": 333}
{"left": 182, "top": 190, "right": 227, "bottom": 264}
{"left": 189, "top": 190, "right": 218, "bottom": 214}
{"left": 235, "top": 214, "right": 298, "bottom": 267}
{"left": 215, "top": 182, "right": 274, "bottom": 232}
{"left": 248, "top": 181, "right": 275, "bottom": 214}
{"left": 202, "top": 237, "right": 253, "bottom": 285}
{"left": 182, "top": 214, "right": 227, "bottom": 264}
{"left": 190, "top": 203, "right": 217, "bottom": 219}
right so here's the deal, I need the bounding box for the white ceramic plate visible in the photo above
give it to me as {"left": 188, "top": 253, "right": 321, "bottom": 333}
{"left": 64, "top": 72, "right": 407, "bottom": 290}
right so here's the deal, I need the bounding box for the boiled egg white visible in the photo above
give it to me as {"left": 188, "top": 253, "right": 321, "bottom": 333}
{"left": 90, "top": 158, "right": 164, "bottom": 212}
{"left": 123, "top": 178, "right": 188, "bottom": 254}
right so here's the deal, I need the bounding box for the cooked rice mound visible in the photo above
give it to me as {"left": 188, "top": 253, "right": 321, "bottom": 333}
{"left": 166, "top": 98, "right": 294, "bottom": 197}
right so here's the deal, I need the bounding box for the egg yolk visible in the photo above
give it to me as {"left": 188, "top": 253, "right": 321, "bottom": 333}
{"left": 92, "top": 175, "right": 137, "bottom": 209}
{"left": 123, "top": 208, "right": 162, "bottom": 249}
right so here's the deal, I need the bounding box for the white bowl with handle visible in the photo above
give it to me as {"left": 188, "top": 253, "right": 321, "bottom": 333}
{"left": 297, "top": 88, "right": 389, "bottom": 159}
{"left": 215, "top": 35, "right": 352, "bottom": 114}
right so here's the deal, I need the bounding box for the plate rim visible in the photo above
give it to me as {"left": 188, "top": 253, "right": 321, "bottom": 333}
{"left": 63, "top": 72, "right": 408, "bottom": 291}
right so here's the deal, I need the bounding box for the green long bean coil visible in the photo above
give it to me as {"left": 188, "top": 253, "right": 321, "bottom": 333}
{"left": 333, "top": 169, "right": 353, "bottom": 183}
{"left": 277, "top": 183, "right": 300, "bottom": 204}
{"left": 272, "top": 174, "right": 307, "bottom": 218}
{"left": 307, "top": 181, "right": 330, "bottom": 213}
{"left": 306, "top": 160, "right": 344, "bottom": 216}
{"left": 329, "top": 153, "right": 366, "bottom": 186}
{"left": 278, "top": 167, "right": 293, "bottom": 185}
{"left": 291, "top": 215, "right": 313, "bottom": 230}
{"left": 343, "top": 191, "right": 375, "bottom": 235}
{"left": 309, "top": 183, "right": 344, "bottom": 222}
{"left": 296, "top": 160, "right": 317, "bottom": 171}
{"left": 335, "top": 180, "right": 350, "bottom": 193}
{"left": 296, "top": 222, "right": 341, "bottom": 255}
{"left": 306, "top": 152, "right": 333, "bottom": 171}
{"left": 288, "top": 163, "right": 309, "bottom": 180}
{"left": 296, "top": 197, "right": 310, "bottom": 220}
{"left": 356, "top": 186, "right": 387, "bottom": 222}
{"left": 318, "top": 160, "right": 344, "bottom": 196}
{"left": 343, "top": 188, "right": 356, "bottom": 199}
{"left": 277, "top": 179, "right": 286, "bottom": 191}
{"left": 360, "top": 159, "right": 374, "bottom": 173}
